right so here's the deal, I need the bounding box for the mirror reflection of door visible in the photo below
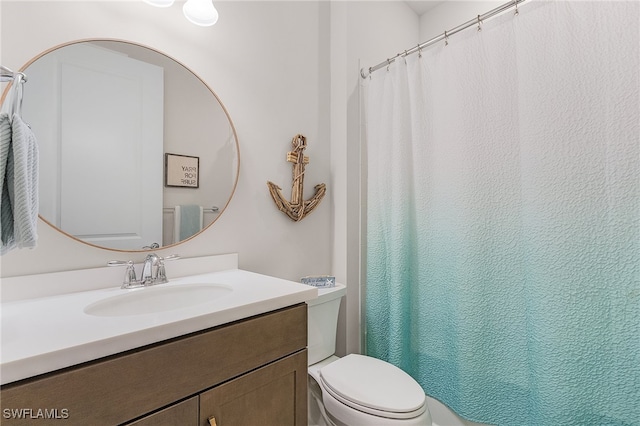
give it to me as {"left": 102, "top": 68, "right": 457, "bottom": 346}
{"left": 24, "top": 44, "right": 163, "bottom": 250}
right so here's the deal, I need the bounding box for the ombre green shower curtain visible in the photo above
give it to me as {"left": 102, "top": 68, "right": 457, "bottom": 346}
{"left": 364, "top": 2, "right": 639, "bottom": 425}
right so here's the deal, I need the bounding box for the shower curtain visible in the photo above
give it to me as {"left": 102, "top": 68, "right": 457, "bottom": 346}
{"left": 364, "top": 2, "right": 639, "bottom": 425}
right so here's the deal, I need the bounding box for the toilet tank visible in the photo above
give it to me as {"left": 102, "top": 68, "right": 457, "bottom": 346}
{"left": 307, "top": 283, "right": 346, "bottom": 365}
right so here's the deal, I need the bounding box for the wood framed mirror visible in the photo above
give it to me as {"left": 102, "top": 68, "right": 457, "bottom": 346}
{"left": 5, "top": 39, "right": 239, "bottom": 252}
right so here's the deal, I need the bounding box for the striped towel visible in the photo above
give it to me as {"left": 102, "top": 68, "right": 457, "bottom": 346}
{"left": 0, "top": 113, "right": 14, "bottom": 252}
{"left": 8, "top": 113, "right": 39, "bottom": 251}
{"left": 0, "top": 112, "right": 39, "bottom": 254}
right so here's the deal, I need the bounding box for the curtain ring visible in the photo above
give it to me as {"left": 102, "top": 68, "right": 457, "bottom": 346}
{"left": 417, "top": 44, "right": 423, "bottom": 58}
{"left": 444, "top": 30, "right": 449, "bottom": 46}
{"left": 477, "top": 15, "right": 482, "bottom": 31}
{"left": 514, "top": 0, "right": 519, "bottom": 16}
{"left": 386, "top": 58, "right": 391, "bottom": 71}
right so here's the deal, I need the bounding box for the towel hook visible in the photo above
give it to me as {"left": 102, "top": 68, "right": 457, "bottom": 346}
{"left": 0, "top": 65, "right": 27, "bottom": 84}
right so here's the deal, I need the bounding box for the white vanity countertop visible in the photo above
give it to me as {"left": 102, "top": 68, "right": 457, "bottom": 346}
{"left": 0, "top": 267, "right": 317, "bottom": 385}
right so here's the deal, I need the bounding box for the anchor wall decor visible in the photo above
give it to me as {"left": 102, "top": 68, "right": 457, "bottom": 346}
{"left": 267, "top": 134, "right": 326, "bottom": 221}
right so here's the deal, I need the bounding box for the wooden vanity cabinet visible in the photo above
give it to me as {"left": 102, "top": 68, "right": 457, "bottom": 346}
{"left": 1, "top": 304, "right": 308, "bottom": 426}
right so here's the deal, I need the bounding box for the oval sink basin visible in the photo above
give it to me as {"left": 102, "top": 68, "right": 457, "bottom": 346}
{"left": 84, "top": 283, "right": 233, "bottom": 317}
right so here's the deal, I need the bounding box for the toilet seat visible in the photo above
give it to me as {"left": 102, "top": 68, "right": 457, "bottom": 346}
{"left": 319, "top": 354, "right": 427, "bottom": 420}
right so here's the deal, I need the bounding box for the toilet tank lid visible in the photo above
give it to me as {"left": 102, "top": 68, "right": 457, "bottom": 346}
{"left": 319, "top": 354, "right": 426, "bottom": 414}
{"left": 306, "top": 283, "right": 346, "bottom": 307}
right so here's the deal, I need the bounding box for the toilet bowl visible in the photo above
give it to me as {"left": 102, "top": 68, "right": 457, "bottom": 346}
{"left": 307, "top": 284, "right": 432, "bottom": 426}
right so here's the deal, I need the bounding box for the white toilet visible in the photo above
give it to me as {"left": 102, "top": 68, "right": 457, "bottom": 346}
{"left": 307, "top": 283, "right": 432, "bottom": 426}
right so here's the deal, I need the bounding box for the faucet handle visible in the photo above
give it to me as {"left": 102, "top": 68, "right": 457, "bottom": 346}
{"left": 123, "top": 261, "right": 137, "bottom": 286}
{"left": 156, "top": 260, "right": 168, "bottom": 284}
{"left": 107, "top": 260, "right": 138, "bottom": 288}
{"left": 155, "top": 254, "right": 180, "bottom": 284}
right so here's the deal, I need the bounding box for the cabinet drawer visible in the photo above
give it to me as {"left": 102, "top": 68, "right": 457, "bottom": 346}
{"left": 200, "top": 350, "right": 308, "bottom": 426}
{"left": 1, "top": 304, "right": 307, "bottom": 425}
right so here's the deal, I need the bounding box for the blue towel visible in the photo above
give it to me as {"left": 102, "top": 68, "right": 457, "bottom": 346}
{"left": 174, "top": 205, "right": 202, "bottom": 242}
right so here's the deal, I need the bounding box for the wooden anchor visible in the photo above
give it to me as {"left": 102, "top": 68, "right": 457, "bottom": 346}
{"left": 267, "top": 134, "right": 326, "bottom": 221}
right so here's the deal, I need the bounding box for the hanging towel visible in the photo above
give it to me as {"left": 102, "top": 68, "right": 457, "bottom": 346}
{"left": 173, "top": 205, "right": 203, "bottom": 243}
{"left": 7, "top": 113, "right": 39, "bottom": 252}
{"left": 0, "top": 73, "right": 39, "bottom": 255}
{"left": 0, "top": 113, "right": 14, "bottom": 251}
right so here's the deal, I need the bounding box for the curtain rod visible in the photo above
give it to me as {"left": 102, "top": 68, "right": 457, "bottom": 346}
{"left": 360, "top": 0, "right": 525, "bottom": 79}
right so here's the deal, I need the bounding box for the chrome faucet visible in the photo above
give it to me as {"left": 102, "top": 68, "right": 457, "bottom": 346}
{"left": 108, "top": 254, "right": 179, "bottom": 289}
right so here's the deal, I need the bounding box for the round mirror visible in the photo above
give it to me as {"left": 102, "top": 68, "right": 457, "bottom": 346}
{"left": 13, "top": 39, "right": 239, "bottom": 251}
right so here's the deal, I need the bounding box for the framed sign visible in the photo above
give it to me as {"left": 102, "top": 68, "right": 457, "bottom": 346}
{"left": 165, "top": 153, "right": 199, "bottom": 188}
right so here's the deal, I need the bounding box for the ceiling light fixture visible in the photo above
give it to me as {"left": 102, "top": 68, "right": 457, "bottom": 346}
{"left": 183, "top": 0, "right": 219, "bottom": 27}
{"left": 143, "top": 0, "right": 175, "bottom": 7}
{"left": 143, "top": 0, "right": 218, "bottom": 27}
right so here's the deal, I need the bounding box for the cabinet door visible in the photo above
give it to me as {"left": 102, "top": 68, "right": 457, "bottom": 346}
{"left": 126, "top": 397, "right": 198, "bottom": 426}
{"left": 200, "top": 350, "right": 307, "bottom": 426}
